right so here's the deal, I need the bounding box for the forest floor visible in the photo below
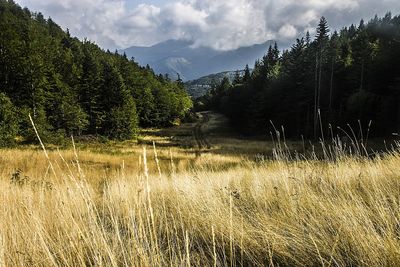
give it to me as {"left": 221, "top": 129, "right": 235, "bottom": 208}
{"left": 1, "top": 113, "right": 400, "bottom": 266}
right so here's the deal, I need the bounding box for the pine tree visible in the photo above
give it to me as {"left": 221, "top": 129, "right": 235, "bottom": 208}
{"left": 243, "top": 64, "right": 251, "bottom": 83}
{"left": 233, "top": 70, "right": 242, "bottom": 85}
{"left": 314, "top": 16, "right": 330, "bottom": 139}
{"left": 328, "top": 31, "right": 340, "bottom": 112}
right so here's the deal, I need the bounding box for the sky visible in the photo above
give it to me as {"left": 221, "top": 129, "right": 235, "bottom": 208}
{"left": 15, "top": 0, "right": 400, "bottom": 51}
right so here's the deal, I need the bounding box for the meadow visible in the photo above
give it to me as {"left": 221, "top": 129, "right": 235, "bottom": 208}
{"left": 1, "top": 115, "right": 400, "bottom": 266}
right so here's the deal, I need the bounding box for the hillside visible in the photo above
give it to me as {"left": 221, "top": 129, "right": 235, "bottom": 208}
{"left": 185, "top": 70, "right": 247, "bottom": 98}
{"left": 0, "top": 0, "right": 192, "bottom": 145}
{"left": 122, "top": 39, "right": 274, "bottom": 80}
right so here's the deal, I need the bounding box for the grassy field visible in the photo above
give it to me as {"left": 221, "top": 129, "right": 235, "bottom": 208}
{"left": 1, "top": 113, "right": 400, "bottom": 266}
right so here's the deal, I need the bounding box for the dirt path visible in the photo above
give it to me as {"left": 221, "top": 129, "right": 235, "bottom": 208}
{"left": 193, "top": 112, "right": 211, "bottom": 151}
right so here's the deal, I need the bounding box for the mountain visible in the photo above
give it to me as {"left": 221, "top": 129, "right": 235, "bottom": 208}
{"left": 185, "top": 70, "right": 247, "bottom": 98}
{"left": 122, "top": 39, "right": 274, "bottom": 81}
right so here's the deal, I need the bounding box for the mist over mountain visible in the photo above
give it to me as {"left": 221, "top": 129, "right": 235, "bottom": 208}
{"left": 122, "top": 40, "right": 275, "bottom": 80}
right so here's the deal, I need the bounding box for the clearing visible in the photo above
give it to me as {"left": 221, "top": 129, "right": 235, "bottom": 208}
{"left": 0, "top": 112, "right": 400, "bottom": 266}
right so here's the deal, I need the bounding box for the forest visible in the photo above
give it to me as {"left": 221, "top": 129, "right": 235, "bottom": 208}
{"left": 198, "top": 14, "right": 400, "bottom": 139}
{"left": 0, "top": 0, "right": 193, "bottom": 146}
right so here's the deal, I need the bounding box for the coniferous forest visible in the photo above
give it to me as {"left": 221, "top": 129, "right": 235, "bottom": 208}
{"left": 198, "top": 15, "right": 400, "bottom": 139}
{"left": 0, "top": 0, "right": 193, "bottom": 146}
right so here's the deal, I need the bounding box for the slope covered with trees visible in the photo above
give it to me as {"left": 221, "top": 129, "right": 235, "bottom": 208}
{"left": 199, "top": 14, "right": 400, "bottom": 138}
{"left": 0, "top": 0, "right": 192, "bottom": 145}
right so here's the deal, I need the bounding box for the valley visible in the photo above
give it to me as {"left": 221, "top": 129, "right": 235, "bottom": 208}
{"left": 1, "top": 1, "right": 400, "bottom": 266}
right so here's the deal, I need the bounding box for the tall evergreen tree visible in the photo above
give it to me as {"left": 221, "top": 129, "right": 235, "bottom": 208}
{"left": 314, "top": 16, "right": 330, "bottom": 138}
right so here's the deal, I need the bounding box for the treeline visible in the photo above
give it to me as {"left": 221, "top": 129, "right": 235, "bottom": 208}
{"left": 197, "top": 14, "right": 400, "bottom": 138}
{"left": 0, "top": 0, "right": 192, "bottom": 146}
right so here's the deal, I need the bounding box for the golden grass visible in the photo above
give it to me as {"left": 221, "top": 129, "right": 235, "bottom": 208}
{"left": 0, "top": 112, "right": 398, "bottom": 266}
{"left": 1, "top": 137, "right": 400, "bottom": 266}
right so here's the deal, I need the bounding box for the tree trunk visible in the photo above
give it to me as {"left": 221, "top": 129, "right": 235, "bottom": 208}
{"left": 314, "top": 52, "right": 319, "bottom": 139}
{"left": 316, "top": 49, "right": 323, "bottom": 139}
{"left": 306, "top": 104, "right": 311, "bottom": 137}
{"left": 360, "top": 60, "right": 365, "bottom": 91}
{"left": 329, "top": 57, "right": 335, "bottom": 112}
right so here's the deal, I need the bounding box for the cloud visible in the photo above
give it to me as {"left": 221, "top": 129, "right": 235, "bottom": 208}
{"left": 124, "top": 4, "right": 160, "bottom": 29}
{"left": 279, "top": 24, "right": 297, "bottom": 39}
{"left": 15, "top": 0, "right": 400, "bottom": 50}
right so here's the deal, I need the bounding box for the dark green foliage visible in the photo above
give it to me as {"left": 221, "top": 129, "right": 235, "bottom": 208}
{"left": 199, "top": 14, "right": 400, "bottom": 138}
{"left": 0, "top": 92, "right": 19, "bottom": 146}
{"left": 107, "top": 96, "right": 138, "bottom": 140}
{"left": 0, "top": 0, "right": 192, "bottom": 145}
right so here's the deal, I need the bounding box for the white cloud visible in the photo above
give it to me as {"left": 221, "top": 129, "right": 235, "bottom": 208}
{"left": 304, "top": 0, "right": 359, "bottom": 10}
{"left": 125, "top": 4, "right": 160, "bottom": 29}
{"left": 279, "top": 24, "right": 297, "bottom": 39}
{"left": 15, "top": 0, "right": 400, "bottom": 50}
{"left": 163, "top": 3, "right": 207, "bottom": 28}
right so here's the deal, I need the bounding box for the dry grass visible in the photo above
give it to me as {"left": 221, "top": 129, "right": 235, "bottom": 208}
{"left": 1, "top": 114, "right": 400, "bottom": 266}
{"left": 1, "top": 136, "right": 400, "bottom": 266}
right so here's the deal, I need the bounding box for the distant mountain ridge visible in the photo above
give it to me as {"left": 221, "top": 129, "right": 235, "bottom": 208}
{"left": 185, "top": 70, "right": 246, "bottom": 98}
{"left": 122, "top": 40, "right": 274, "bottom": 81}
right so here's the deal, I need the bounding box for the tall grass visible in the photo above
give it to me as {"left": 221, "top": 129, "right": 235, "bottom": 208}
{"left": 1, "top": 136, "right": 400, "bottom": 266}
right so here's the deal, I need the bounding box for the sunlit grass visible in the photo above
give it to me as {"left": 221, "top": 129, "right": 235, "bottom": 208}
{"left": 1, "top": 135, "right": 400, "bottom": 266}
{"left": 1, "top": 116, "right": 400, "bottom": 266}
